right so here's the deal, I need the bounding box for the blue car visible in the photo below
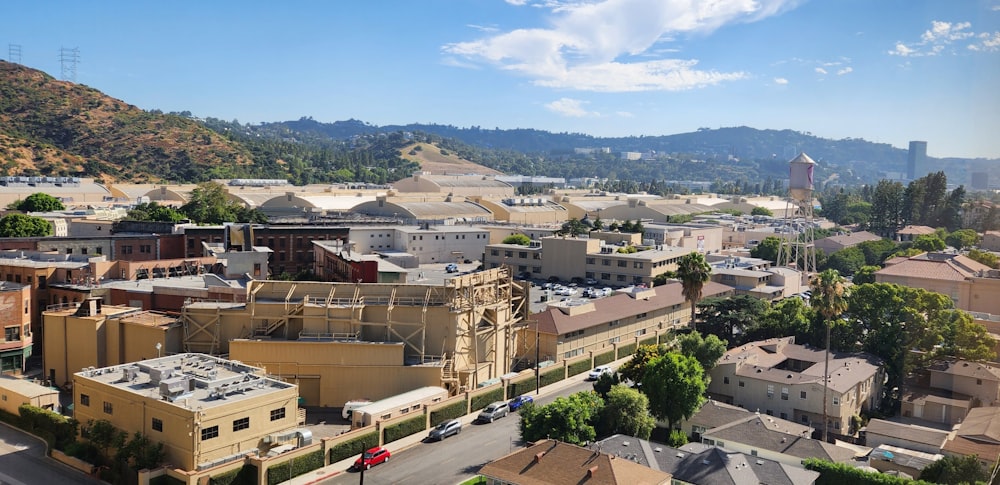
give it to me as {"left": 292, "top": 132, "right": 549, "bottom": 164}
{"left": 508, "top": 395, "right": 533, "bottom": 411}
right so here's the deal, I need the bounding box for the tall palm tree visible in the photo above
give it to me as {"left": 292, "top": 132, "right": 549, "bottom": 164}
{"left": 676, "top": 251, "right": 712, "bottom": 331}
{"left": 810, "top": 269, "right": 849, "bottom": 442}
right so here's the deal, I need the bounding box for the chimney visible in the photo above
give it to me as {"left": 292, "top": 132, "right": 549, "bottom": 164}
{"left": 534, "top": 451, "right": 546, "bottom": 464}
{"left": 587, "top": 465, "right": 599, "bottom": 478}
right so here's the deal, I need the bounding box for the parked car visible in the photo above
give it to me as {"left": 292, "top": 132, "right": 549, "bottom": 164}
{"left": 508, "top": 395, "right": 534, "bottom": 411}
{"left": 445, "top": 263, "right": 459, "bottom": 273}
{"left": 428, "top": 419, "right": 462, "bottom": 441}
{"left": 585, "top": 278, "right": 598, "bottom": 285}
{"left": 588, "top": 365, "right": 612, "bottom": 380}
{"left": 582, "top": 287, "right": 595, "bottom": 298}
{"left": 353, "top": 446, "right": 391, "bottom": 470}
{"left": 477, "top": 401, "right": 510, "bottom": 423}
{"left": 600, "top": 287, "right": 613, "bottom": 297}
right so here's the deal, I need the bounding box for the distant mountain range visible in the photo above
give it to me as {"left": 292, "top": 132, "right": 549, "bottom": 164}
{"left": 0, "top": 60, "right": 991, "bottom": 186}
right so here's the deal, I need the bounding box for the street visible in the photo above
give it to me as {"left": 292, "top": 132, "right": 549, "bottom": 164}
{"left": 319, "top": 379, "right": 597, "bottom": 485}
{"left": 0, "top": 424, "right": 102, "bottom": 485}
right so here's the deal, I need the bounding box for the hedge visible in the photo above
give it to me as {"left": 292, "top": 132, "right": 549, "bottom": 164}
{"left": 149, "top": 475, "right": 186, "bottom": 485}
{"left": 470, "top": 388, "right": 504, "bottom": 412}
{"left": 616, "top": 343, "right": 637, "bottom": 359}
{"left": 19, "top": 404, "right": 77, "bottom": 450}
{"left": 639, "top": 336, "right": 657, "bottom": 347}
{"left": 538, "top": 367, "right": 564, "bottom": 388}
{"left": 328, "top": 431, "right": 378, "bottom": 463}
{"left": 209, "top": 464, "right": 256, "bottom": 485}
{"left": 567, "top": 359, "right": 591, "bottom": 377}
{"left": 383, "top": 415, "right": 426, "bottom": 444}
{"left": 266, "top": 450, "right": 324, "bottom": 485}
{"left": 429, "top": 399, "right": 467, "bottom": 427}
{"left": 593, "top": 351, "right": 615, "bottom": 367}
{"left": 506, "top": 377, "right": 536, "bottom": 398}
{"left": 803, "top": 458, "right": 934, "bottom": 485}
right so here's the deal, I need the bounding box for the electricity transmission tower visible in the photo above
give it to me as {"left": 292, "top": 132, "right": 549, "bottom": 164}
{"left": 59, "top": 47, "right": 80, "bottom": 82}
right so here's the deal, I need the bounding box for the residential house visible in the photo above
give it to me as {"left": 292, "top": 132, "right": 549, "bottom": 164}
{"left": 701, "top": 414, "right": 859, "bottom": 466}
{"left": 896, "top": 225, "right": 936, "bottom": 242}
{"left": 813, "top": 231, "right": 883, "bottom": 255}
{"left": 876, "top": 252, "right": 1000, "bottom": 315}
{"left": 942, "top": 406, "right": 1000, "bottom": 470}
{"left": 863, "top": 419, "right": 951, "bottom": 455}
{"left": 478, "top": 439, "right": 671, "bottom": 485}
{"left": 707, "top": 337, "right": 884, "bottom": 435}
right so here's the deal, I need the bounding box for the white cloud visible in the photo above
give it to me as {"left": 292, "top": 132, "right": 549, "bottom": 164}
{"left": 504, "top": 0, "right": 529, "bottom": 5}
{"left": 814, "top": 67, "right": 827, "bottom": 75}
{"left": 968, "top": 31, "right": 1000, "bottom": 52}
{"left": 443, "top": 0, "right": 801, "bottom": 92}
{"left": 545, "top": 97, "right": 597, "bottom": 117}
{"left": 616, "top": 111, "right": 634, "bottom": 117}
{"left": 466, "top": 24, "right": 499, "bottom": 33}
{"left": 890, "top": 19, "right": 992, "bottom": 56}
{"left": 836, "top": 66, "right": 853, "bottom": 75}
{"left": 773, "top": 77, "right": 788, "bottom": 84}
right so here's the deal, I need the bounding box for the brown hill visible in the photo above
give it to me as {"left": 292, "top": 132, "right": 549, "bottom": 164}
{"left": 399, "top": 142, "right": 500, "bottom": 175}
{"left": 0, "top": 60, "right": 254, "bottom": 183}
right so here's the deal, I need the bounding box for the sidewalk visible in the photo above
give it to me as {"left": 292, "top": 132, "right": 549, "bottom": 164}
{"left": 283, "top": 356, "right": 632, "bottom": 485}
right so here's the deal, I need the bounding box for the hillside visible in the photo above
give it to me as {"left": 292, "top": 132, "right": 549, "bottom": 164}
{"left": 0, "top": 60, "right": 257, "bottom": 183}
{"left": 399, "top": 142, "right": 501, "bottom": 175}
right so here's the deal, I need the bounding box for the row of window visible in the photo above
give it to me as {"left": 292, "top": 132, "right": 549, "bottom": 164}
{"left": 725, "top": 378, "right": 842, "bottom": 405}
{"left": 409, "top": 234, "right": 482, "bottom": 241}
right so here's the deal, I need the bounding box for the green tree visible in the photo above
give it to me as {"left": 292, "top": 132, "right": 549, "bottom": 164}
{"left": 968, "top": 249, "right": 999, "bottom": 269}
{"left": 116, "top": 432, "right": 166, "bottom": 471}
{"left": 519, "top": 392, "right": 604, "bottom": 445}
{"left": 0, "top": 213, "right": 53, "bottom": 237}
{"left": 856, "top": 239, "right": 898, "bottom": 266}
{"left": 676, "top": 251, "right": 712, "bottom": 330}
{"left": 852, "top": 265, "right": 880, "bottom": 285}
{"left": 618, "top": 344, "right": 668, "bottom": 385}
{"left": 744, "top": 297, "right": 813, "bottom": 344}
{"left": 823, "top": 247, "right": 866, "bottom": 275}
{"left": 945, "top": 229, "right": 980, "bottom": 250}
{"left": 601, "top": 385, "right": 655, "bottom": 440}
{"left": 557, "top": 218, "right": 589, "bottom": 237}
{"left": 127, "top": 202, "right": 185, "bottom": 222}
{"left": 912, "top": 234, "right": 946, "bottom": 252}
{"left": 592, "top": 372, "right": 621, "bottom": 398}
{"left": 749, "top": 236, "right": 781, "bottom": 263}
{"left": 592, "top": 216, "right": 604, "bottom": 231}
{"left": 810, "top": 269, "right": 849, "bottom": 441}
{"left": 677, "top": 331, "right": 727, "bottom": 373}
{"left": 83, "top": 419, "right": 127, "bottom": 463}
{"left": 8, "top": 193, "right": 65, "bottom": 212}
{"left": 935, "top": 310, "right": 996, "bottom": 363}
{"left": 697, "top": 295, "right": 769, "bottom": 344}
{"left": 919, "top": 454, "right": 988, "bottom": 484}
{"left": 642, "top": 352, "right": 706, "bottom": 428}
{"left": 501, "top": 234, "right": 531, "bottom": 246}
{"left": 750, "top": 206, "right": 773, "bottom": 216}
{"left": 180, "top": 181, "right": 265, "bottom": 224}
{"left": 868, "top": 180, "right": 904, "bottom": 237}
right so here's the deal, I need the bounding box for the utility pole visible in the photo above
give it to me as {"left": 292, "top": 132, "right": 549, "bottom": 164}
{"left": 535, "top": 317, "right": 540, "bottom": 395}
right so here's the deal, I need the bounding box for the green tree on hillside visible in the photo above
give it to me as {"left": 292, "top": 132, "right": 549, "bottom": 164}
{"left": 7, "top": 193, "right": 65, "bottom": 212}
{"left": 0, "top": 214, "right": 52, "bottom": 237}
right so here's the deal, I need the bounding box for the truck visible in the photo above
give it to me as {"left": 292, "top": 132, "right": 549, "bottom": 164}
{"left": 342, "top": 399, "right": 373, "bottom": 421}
{"left": 351, "top": 386, "right": 449, "bottom": 429}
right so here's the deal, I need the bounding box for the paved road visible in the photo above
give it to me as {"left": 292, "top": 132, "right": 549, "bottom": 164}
{"left": 319, "top": 379, "right": 597, "bottom": 485}
{"left": 0, "top": 424, "right": 101, "bottom": 485}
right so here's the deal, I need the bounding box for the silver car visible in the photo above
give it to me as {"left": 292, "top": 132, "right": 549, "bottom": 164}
{"left": 477, "top": 402, "right": 510, "bottom": 423}
{"left": 428, "top": 419, "right": 462, "bottom": 441}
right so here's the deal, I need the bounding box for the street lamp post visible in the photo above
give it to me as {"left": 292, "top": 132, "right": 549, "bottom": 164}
{"left": 155, "top": 342, "right": 162, "bottom": 358}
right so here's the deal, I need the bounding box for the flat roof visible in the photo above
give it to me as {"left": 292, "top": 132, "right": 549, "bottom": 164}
{"left": 0, "top": 376, "right": 59, "bottom": 399}
{"left": 75, "top": 353, "right": 295, "bottom": 411}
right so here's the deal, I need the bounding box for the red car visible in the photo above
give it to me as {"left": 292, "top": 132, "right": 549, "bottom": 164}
{"left": 354, "top": 446, "right": 390, "bottom": 470}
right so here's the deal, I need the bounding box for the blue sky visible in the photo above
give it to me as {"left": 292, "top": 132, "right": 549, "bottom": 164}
{"left": 4, "top": 0, "right": 999, "bottom": 159}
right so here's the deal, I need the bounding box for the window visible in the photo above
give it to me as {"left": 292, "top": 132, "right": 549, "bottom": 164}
{"left": 601, "top": 273, "right": 611, "bottom": 280}
{"left": 738, "top": 381, "right": 745, "bottom": 387}
{"left": 96, "top": 247, "right": 102, "bottom": 255}
{"left": 4, "top": 327, "right": 18, "bottom": 341}
{"left": 81, "top": 248, "right": 88, "bottom": 255}
{"left": 122, "top": 246, "right": 133, "bottom": 254}
{"left": 780, "top": 412, "right": 788, "bottom": 420}
{"left": 609, "top": 320, "right": 621, "bottom": 327}
{"left": 977, "top": 379, "right": 983, "bottom": 385}
{"left": 586, "top": 258, "right": 596, "bottom": 264}
{"left": 723, "top": 376, "right": 730, "bottom": 384}
{"left": 609, "top": 336, "right": 621, "bottom": 344}
{"left": 80, "top": 394, "right": 90, "bottom": 406}
{"left": 636, "top": 312, "right": 647, "bottom": 318}
{"left": 602, "top": 259, "right": 611, "bottom": 266}
{"left": 832, "top": 397, "right": 840, "bottom": 406}
{"left": 152, "top": 418, "right": 163, "bottom": 432}
{"left": 767, "top": 384, "right": 774, "bottom": 398}
{"left": 801, "top": 415, "right": 809, "bottom": 423}
{"left": 270, "top": 408, "right": 286, "bottom": 421}
{"left": 504, "top": 251, "right": 513, "bottom": 258}
{"left": 800, "top": 391, "right": 807, "bottom": 399}
{"left": 616, "top": 275, "right": 626, "bottom": 282}
{"left": 201, "top": 426, "right": 219, "bottom": 441}
{"left": 66, "top": 248, "right": 73, "bottom": 254}
{"left": 617, "top": 261, "right": 627, "bottom": 267}
{"left": 633, "top": 262, "right": 643, "bottom": 269}
{"left": 519, "top": 252, "right": 527, "bottom": 259}
{"left": 233, "top": 417, "right": 250, "bottom": 432}
{"left": 781, "top": 388, "right": 789, "bottom": 400}
{"left": 564, "top": 330, "right": 584, "bottom": 338}
{"left": 103, "top": 402, "right": 113, "bottom": 414}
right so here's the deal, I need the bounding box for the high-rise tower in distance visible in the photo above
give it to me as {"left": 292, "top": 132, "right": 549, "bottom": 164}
{"left": 907, "top": 141, "right": 927, "bottom": 180}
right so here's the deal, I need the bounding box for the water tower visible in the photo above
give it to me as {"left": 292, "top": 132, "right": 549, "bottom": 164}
{"left": 777, "top": 153, "right": 817, "bottom": 276}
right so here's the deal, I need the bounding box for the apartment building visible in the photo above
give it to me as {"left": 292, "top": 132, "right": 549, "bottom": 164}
{"left": 0, "top": 282, "right": 32, "bottom": 375}
{"left": 900, "top": 359, "right": 1000, "bottom": 426}
{"left": 876, "top": 252, "right": 1000, "bottom": 315}
{"left": 484, "top": 236, "right": 691, "bottom": 286}
{"left": 529, "top": 282, "right": 734, "bottom": 362}
{"left": 73, "top": 353, "right": 300, "bottom": 472}
{"left": 184, "top": 225, "right": 350, "bottom": 276}
{"left": 707, "top": 255, "right": 804, "bottom": 300}
{"left": 707, "top": 337, "right": 884, "bottom": 435}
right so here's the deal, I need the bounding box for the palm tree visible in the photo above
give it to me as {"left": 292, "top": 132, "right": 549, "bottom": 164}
{"left": 810, "top": 269, "right": 849, "bottom": 442}
{"left": 676, "top": 251, "right": 712, "bottom": 331}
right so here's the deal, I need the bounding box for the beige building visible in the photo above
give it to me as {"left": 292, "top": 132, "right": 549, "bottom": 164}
{"left": 484, "top": 236, "right": 693, "bottom": 286}
{"left": 876, "top": 252, "right": 1000, "bottom": 315}
{"left": 480, "top": 439, "right": 671, "bottom": 485}
{"left": 73, "top": 354, "right": 300, "bottom": 472}
{"left": 43, "top": 299, "right": 182, "bottom": 387}
{"left": 180, "top": 269, "right": 526, "bottom": 406}
{"left": 471, "top": 196, "right": 570, "bottom": 225}
{"left": 346, "top": 225, "right": 491, "bottom": 264}
{"left": 530, "top": 282, "right": 734, "bottom": 362}
{"left": 707, "top": 337, "right": 884, "bottom": 435}
{"left": 0, "top": 376, "right": 59, "bottom": 414}
{"left": 0, "top": 282, "right": 32, "bottom": 375}
{"left": 813, "top": 231, "right": 883, "bottom": 255}
{"left": 707, "top": 255, "right": 804, "bottom": 300}
{"left": 391, "top": 173, "right": 515, "bottom": 197}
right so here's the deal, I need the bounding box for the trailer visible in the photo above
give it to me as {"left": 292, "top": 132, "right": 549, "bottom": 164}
{"left": 351, "top": 386, "right": 449, "bottom": 429}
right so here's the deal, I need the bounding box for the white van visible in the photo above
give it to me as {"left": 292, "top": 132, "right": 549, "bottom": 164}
{"left": 342, "top": 400, "right": 373, "bottom": 420}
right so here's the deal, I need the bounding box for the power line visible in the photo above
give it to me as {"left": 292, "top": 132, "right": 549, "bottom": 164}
{"left": 59, "top": 46, "right": 79, "bottom": 82}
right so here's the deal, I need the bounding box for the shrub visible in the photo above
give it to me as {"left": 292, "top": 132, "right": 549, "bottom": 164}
{"left": 471, "top": 388, "right": 504, "bottom": 412}
{"left": 617, "top": 343, "right": 637, "bottom": 358}
{"left": 507, "top": 377, "right": 537, "bottom": 398}
{"left": 594, "top": 351, "right": 615, "bottom": 367}
{"left": 266, "top": 450, "right": 324, "bottom": 485}
{"left": 328, "top": 431, "right": 378, "bottom": 463}
{"left": 639, "top": 336, "right": 657, "bottom": 347}
{"left": 19, "top": 404, "right": 77, "bottom": 450}
{"left": 429, "top": 399, "right": 467, "bottom": 427}
{"left": 63, "top": 441, "right": 101, "bottom": 463}
{"left": 567, "top": 359, "right": 592, "bottom": 377}
{"left": 383, "top": 415, "right": 426, "bottom": 444}
{"left": 803, "top": 458, "right": 934, "bottom": 485}
{"left": 667, "top": 429, "right": 689, "bottom": 447}
{"left": 539, "top": 367, "right": 564, "bottom": 387}
{"left": 209, "top": 464, "right": 256, "bottom": 485}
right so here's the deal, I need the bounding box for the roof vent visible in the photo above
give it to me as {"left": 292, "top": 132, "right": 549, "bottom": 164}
{"left": 587, "top": 466, "right": 599, "bottom": 478}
